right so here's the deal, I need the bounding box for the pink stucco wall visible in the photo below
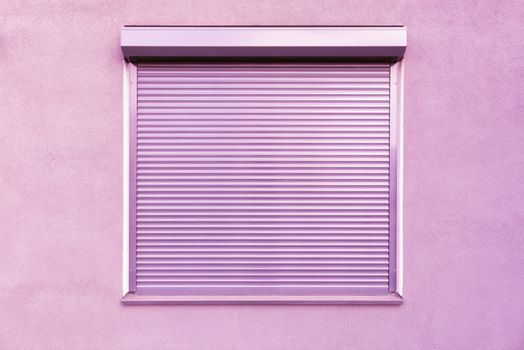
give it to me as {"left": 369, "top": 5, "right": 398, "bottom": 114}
{"left": 1, "top": 1, "right": 524, "bottom": 349}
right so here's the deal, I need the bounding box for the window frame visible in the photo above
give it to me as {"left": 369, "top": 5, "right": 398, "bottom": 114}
{"left": 122, "top": 26, "right": 405, "bottom": 305}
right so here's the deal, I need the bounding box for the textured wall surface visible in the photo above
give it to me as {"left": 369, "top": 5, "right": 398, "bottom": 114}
{"left": 1, "top": 1, "right": 524, "bottom": 349}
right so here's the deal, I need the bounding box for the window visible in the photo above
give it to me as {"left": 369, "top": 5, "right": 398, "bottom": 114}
{"left": 122, "top": 26, "right": 405, "bottom": 304}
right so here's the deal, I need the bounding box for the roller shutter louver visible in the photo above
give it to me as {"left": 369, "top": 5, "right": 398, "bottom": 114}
{"left": 131, "top": 63, "right": 395, "bottom": 296}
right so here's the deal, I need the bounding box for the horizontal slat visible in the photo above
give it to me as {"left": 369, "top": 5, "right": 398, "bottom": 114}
{"left": 137, "top": 67, "right": 391, "bottom": 73}
{"left": 138, "top": 82, "right": 389, "bottom": 89}
{"left": 137, "top": 63, "right": 390, "bottom": 68}
{"left": 137, "top": 198, "right": 388, "bottom": 204}
{"left": 138, "top": 109, "right": 388, "bottom": 116}
{"left": 136, "top": 224, "right": 388, "bottom": 230}
{"left": 136, "top": 257, "right": 389, "bottom": 264}
{"left": 137, "top": 174, "right": 388, "bottom": 180}
{"left": 137, "top": 169, "right": 390, "bottom": 175}
{"left": 136, "top": 284, "right": 388, "bottom": 288}
{"left": 137, "top": 163, "right": 390, "bottom": 168}
{"left": 138, "top": 199, "right": 388, "bottom": 205}
{"left": 136, "top": 240, "right": 388, "bottom": 246}
{"left": 136, "top": 230, "right": 389, "bottom": 235}
{"left": 137, "top": 277, "right": 388, "bottom": 283}
{"left": 136, "top": 259, "right": 388, "bottom": 265}
{"left": 137, "top": 95, "right": 389, "bottom": 102}
{"left": 138, "top": 74, "right": 389, "bottom": 80}
{"left": 137, "top": 145, "right": 389, "bottom": 151}
{"left": 137, "top": 271, "right": 389, "bottom": 277}
{"left": 137, "top": 72, "right": 390, "bottom": 77}
{"left": 136, "top": 125, "right": 389, "bottom": 131}
{"left": 137, "top": 69, "right": 390, "bottom": 75}
{"left": 137, "top": 202, "right": 387, "bottom": 208}
{"left": 139, "top": 183, "right": 388, "bottom": 189}
{"left": 137, "top": 70, "right": 390, "bottom": 76}
{"left": 137, "top": 189, "right": 389, "bottom": 194}
{"left": 138, "top": 161, "right": 388, "bottom": 167}
{"left": 138, "top": 102, "right": 389, "bottom": 110}
{"left": 136, "top": 266, "right": 389, "bottom": 275}
{"left": 137, "top": 196, "right": 388, "bottom": 202}
{"left": 137, "top": 150, "right": 388, "bottom": 156}
{"left": 138, "top": 71, "right": 389, "bottom": 77}
{"left": 137, "top": 247, "right": 388, "bottom": 253}
{"left": 138, "top": 94, "right": 390, "bottom": 102}
{"left": 137, "top": 197, "right": 388, "bottom": 202}
{"left": 137, "top": 265, "right": 388, "bottom": 271}
{"left": 137, "top": 215, "right": 388, "bottom": 221}
{"left": 137, "top": 172, "right": 388, "bottom": 177}
{"left": 137, "top": 235, "right": 388, "bottom": 242}
{"left": 137, "top": 134, "right": 389, "bottom": 140}
{"left": 137, "top": 137, "right": 389, "bottom": 143}
{"left": 137, "top": 115, "right": 389, "bottom": 121}
{"left": 137, "top": 234, "right": 388, "bottom": 240}
{"left": 137, "top": 180, "right": 388, "bottom": 186}
{"left": 137, "top": 122, "right": 388, "bottom": 130}
{"left": 138, "top": 118, "right": 389, "bottom": 126}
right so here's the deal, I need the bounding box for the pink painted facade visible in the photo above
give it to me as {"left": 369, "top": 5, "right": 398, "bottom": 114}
{"left": 1, "top": 1, "right": 524, "bottom": 349}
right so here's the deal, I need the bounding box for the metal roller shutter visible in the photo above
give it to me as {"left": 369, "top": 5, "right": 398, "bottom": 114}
{"left": 131, "top": 63, "right": 394, "bottom": 296}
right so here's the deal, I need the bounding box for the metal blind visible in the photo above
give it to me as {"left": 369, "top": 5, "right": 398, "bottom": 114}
{"left": 132, "top": 63, "right": 393, "bottom": 296}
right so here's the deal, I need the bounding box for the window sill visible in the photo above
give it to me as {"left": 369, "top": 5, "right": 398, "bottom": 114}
{"left": 121, "top": 292, "right": 403, "bottom": 305}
